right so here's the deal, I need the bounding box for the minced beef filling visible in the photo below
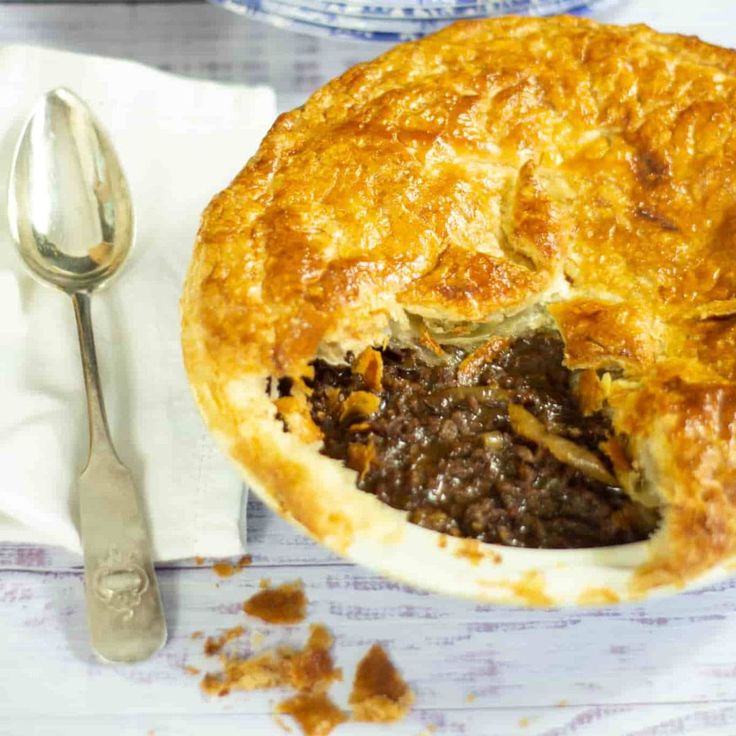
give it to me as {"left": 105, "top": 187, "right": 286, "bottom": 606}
{"left": 303, "top": 330, "right": 657, "bottom": 549}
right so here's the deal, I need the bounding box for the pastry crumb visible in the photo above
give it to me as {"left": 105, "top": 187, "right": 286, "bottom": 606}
{"left": 191, "top": 630, "right": 204, "bottom": 640}
{"left": 201, "top": 623, "right": 340, "bottom": 698}
{"left": 519, "top": 718, "right": 530, "bottom": 728}
{"left": 465, "top": 692, "right": 476, "bottom": 703}
{"left": 244, "top": 581, "right": 307, "bottom": 624}
{"left": 213, "top": 562, "right": 236, "bottom": 578}
{"left": 349, "top": 643, "right": 414, "bottom": 722}
{"left": 204, "top": 625, "right": 246, "bottom": 656}
{"left": 273, "top": 714, "right": 293, "bottom": 733}
{"left": 557, "top": 699, "right": 569, "bottom": 707}
{"left": 290, "top": 625, "right": 342, "bottom": 692}
{"left": 195, "top": 581, "right": 413, "bottom": 734}
{"left": 212, "top": 555, "right": 253, "bottom": 578}
{"left": 277, "top": 692, "right": 348, "bottom": 736}
{"left": 194, "top": 556, "right": 205, "bottom": 566}
{"left": 184, "top": 665, "right": 201, "bottom": 676}
{"left": 250, "top": 631, "right": 266, "bottom": 649}
{"left": 260, "top": 578, "right": 271, "bottom": 589}
{"left": 201, "top": 672, "right": 231, "bottom": 698}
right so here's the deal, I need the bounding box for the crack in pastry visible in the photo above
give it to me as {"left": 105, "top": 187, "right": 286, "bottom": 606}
{"left": 182, "top": 17, "right": 736, "bottom": 596}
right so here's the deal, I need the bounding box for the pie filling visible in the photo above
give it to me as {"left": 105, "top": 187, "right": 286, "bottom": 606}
{"left": 295, "top": 330, "right": 657, "bottom": 549}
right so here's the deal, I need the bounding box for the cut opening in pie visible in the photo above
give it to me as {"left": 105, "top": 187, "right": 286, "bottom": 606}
{"left": 275, "top": 328, "right": 659, "bottom": 549}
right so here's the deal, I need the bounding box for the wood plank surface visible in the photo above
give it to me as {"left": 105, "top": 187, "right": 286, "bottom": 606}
{"left": 3, "top": 2, "right": 736, "bottom": 735}
{"left": 4, "top": 500, "right": 736, "bottom": 734}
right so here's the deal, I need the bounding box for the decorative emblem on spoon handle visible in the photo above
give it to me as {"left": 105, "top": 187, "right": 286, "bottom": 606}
{"left": 93, "top": 547, "right": 149, "bottom": 621}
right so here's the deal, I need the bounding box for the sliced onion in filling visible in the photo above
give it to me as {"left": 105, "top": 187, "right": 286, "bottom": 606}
{"left": 507, "top": 403, "right": 617, "bottom": 486}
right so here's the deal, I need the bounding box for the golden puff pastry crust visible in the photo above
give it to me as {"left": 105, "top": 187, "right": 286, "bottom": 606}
{"left": 182, "top": 16, "right": 736, "bottom": 599}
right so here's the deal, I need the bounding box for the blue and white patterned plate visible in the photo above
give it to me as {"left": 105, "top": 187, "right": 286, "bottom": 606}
{"left": 257, "top": 0, "right": 492, "bottom": 33}
{"left": 209, "top": 0, "right": 616, "bottom": 40}
{"left": 271, "top": 0, "right": 597, "bottom": 14}
{"left": 210, "top": 0, "right": 612, "bottom": 42}
{"left": 264, "top": 0, "right": 507, "bottom": 21}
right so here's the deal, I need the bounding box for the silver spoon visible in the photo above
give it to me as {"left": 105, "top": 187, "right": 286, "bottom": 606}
{"left": 8, "top": 88, "right": 166, "bottom": 663}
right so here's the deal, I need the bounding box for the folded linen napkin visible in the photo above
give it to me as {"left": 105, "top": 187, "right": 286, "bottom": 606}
{"left": 0, "top": 45, "right": 276, "bottom": 560}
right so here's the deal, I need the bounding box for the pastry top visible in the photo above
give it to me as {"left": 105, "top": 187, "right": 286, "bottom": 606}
{"left": 188, "top": 15, "right": 736, "bottom": 379}
{"left": 182, "top": 16, "right": 736, "bottom": 594}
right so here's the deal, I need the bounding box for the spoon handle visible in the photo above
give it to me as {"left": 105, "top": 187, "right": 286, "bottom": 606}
{"left": 72, "top": 292, "right": 167, "bottom": 663}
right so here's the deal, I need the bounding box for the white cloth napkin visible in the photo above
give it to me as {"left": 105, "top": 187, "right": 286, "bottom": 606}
{"left": 0, "top": 45, "right": 276, "bottom": 560}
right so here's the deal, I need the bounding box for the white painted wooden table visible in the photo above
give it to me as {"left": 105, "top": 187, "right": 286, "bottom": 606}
{"left": 4, "top": 2, "right": 736, "bottom": 734}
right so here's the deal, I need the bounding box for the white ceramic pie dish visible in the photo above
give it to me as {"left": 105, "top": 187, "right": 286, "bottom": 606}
{"left": 182, "top": 16, "right": 736, "bottom": 607}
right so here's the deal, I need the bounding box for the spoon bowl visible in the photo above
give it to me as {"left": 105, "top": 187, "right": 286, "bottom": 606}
{"left": 8, "top": 87, "right": 133, "bottom": 293}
